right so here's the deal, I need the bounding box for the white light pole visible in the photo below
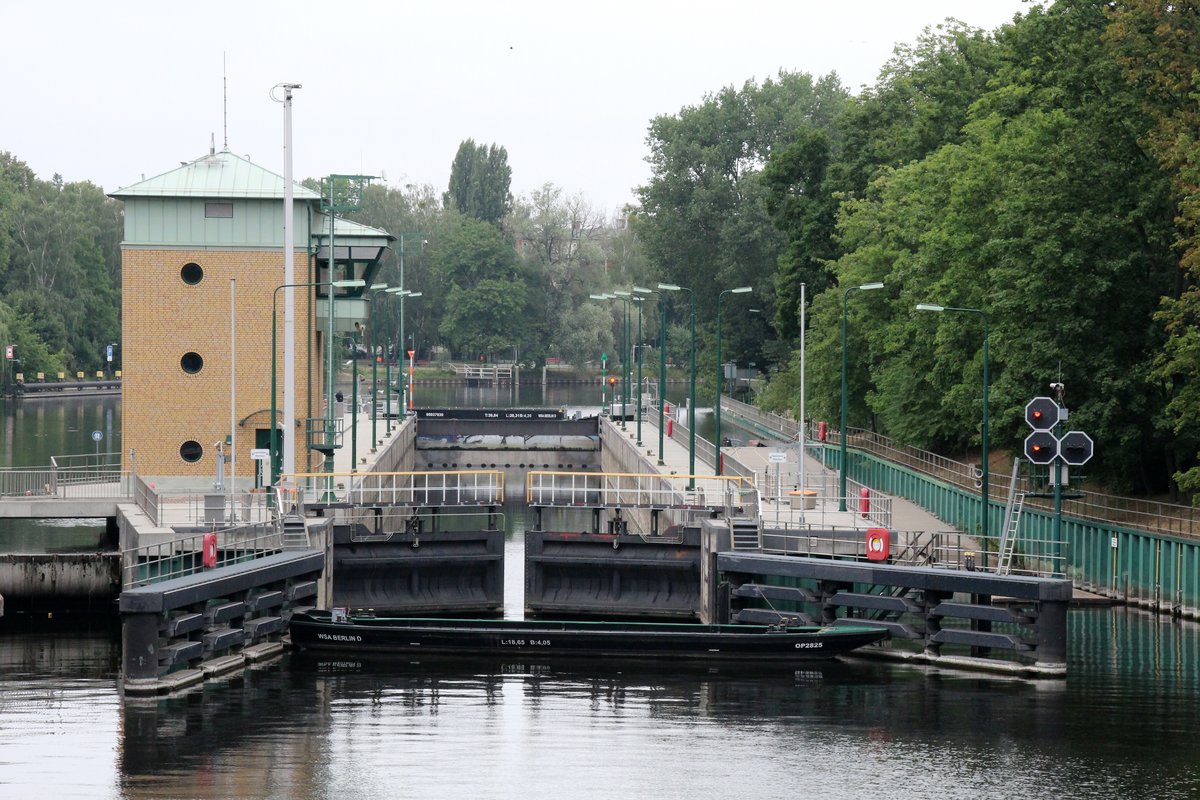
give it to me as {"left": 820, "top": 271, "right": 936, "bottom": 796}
{"left": 229, "top": 277, "right": 237, "bottom": 522}
{"left": 799, "top": 282, "right": 806, "bottom": 500}
{"left": 271, "top": 82, "right": 302, "bottom": 486}
{"left": 386, "top": 287, "right": 421, "bottom": 414}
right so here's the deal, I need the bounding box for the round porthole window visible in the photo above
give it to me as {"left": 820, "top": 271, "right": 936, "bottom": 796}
{"left": 181, "top": 262, "right": 203, "bottom": 285}
{"left": 180, "top": 440, "right": 203, "bottom": 462}
{"left": 181, "top": 352, "right": 204, "bottom": 374}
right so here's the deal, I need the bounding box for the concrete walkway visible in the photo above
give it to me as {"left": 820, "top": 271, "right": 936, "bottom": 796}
{"left": 631, "top": 412, "right": 957, "bottom": 536}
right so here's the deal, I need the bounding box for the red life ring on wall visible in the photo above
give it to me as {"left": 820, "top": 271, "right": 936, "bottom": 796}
{"left": 202, "top": 533, "right": 217, "bottom": 569}
{"left": 865, "top": 528, "right": 890, "bottom": 562}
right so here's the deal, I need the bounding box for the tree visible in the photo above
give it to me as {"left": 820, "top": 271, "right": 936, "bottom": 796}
{"left": 444, "top": 139, "right": 513, "bottom": 226}
{"left": 1106, "top": 2, "right": 1200, "bottom": 494}
{"left": 0, "top": 160, "right": 121, "bottom": 374}
{"left": 637, "top": 71, "right": 847, "bottom": 380}
{"left": 439, "top": 278, "right": 527, "bottom": 357}
{"left": 761, "top": 127, "right": 839, "bottom": 340}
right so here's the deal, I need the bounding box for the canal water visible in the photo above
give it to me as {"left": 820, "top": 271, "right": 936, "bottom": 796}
{"left": 2, "top": 391, "right": 1199, "bottom": 798}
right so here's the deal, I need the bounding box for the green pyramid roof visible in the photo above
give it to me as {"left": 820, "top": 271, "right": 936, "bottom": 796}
{"left": 109, "top": 149, "right": 321, "bottom": 200}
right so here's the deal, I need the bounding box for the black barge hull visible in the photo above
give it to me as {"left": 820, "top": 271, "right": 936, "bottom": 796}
{"left": 288, "top": 611, "right": 887, "bottom": 662}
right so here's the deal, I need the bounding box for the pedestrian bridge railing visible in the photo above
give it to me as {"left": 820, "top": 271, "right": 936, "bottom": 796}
{"left": 121, "top": 523, "right": 282, "bottom": 589}
{"left": 526, "top": 470, "right": 755, "bottom": 515}
{"left": 735, "top": 527, "right": 1069, "bottom": 579}
{"left": 0, "top": 451, "right": 127, "bottom": 499}
{"left": 282, "top": 470, "right": 506, "bottom": 507}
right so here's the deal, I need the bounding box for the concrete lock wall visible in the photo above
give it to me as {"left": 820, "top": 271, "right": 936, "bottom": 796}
{"left": 0, "top": 554, "right": 121, "bottom": 613}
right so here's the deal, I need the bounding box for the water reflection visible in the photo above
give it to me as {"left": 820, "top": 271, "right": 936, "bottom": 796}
{"left": 3, "top": 609, "right": 1199, "bottom": 799}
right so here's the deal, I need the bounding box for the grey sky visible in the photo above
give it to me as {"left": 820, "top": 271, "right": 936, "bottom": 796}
{"left": 3, "top": 1, "right": 1032, "bottom": 215}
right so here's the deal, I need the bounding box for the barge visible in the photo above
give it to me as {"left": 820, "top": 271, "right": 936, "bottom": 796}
{"left": 289, "top": 609, "right": 888, "bottom": 662}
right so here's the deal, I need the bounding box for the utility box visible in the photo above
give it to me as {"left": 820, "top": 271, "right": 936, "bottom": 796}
{"left": 203, "top": 494, "right": 225, "bottom": 525}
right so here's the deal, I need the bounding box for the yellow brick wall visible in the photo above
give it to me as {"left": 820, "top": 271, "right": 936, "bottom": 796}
{"left": 122, "top": 248, "right": 327, "bottom": 479}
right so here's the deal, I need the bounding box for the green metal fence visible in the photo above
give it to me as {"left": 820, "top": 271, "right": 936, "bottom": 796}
{"left": 824, "top": 442, "right": 1200, "bottom": 613}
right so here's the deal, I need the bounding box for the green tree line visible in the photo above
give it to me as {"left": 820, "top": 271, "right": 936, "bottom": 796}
{"left": 0, "top": 153, "right": 122, "bottom": 378}
{"left": 635, "top": 0, "right": 1200, "bottom": 499}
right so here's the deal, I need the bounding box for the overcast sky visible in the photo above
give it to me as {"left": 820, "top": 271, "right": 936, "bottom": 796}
{"left": 3, "top": 1, "right": 1032, "bottom": 216}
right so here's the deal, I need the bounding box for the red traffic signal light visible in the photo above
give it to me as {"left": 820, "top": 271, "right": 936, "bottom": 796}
{"left": 608, "top": 376, "right": 617, "bottom": 386}
{"left": 1025, "top": 397, "right": 1061, "bottom": 431}
{"left": 1024, "top": 431, "right": 1058, "bottom": 464}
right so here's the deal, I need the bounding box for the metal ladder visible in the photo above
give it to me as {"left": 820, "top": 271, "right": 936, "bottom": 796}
{"left": 997, "top": 459, "right": 1025, "bottom": 575}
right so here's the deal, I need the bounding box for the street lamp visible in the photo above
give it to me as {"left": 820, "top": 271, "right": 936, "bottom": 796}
{"left": 588, "top": 292, "right": 616, "bottom": 411}
{"left": 715, "top": 286, "right": 753, "bottom": 475}
{"left": 387, "top": 287, "right": 422, "bottom": 414}
{"left": 351, "top": 282, "right": 389, "bottom": 471}
{"left": 917, "top": 302, "right": 990, "bottom": 560}
{"left": 365, "top": 283, "right": 388, "bottom": 447}
{"left": 632, "top": 289, "right": 652, "bottom": 445}
{"left": 270, "top": 278, "right": 364, "bottom": 488}
{"left": 612, "top": 290, "right": 633, "bottom": 428}
{"left": 658, "top": 283, "right": 696, "bottom": 487}
{"left": 590, "top": 292, "right": 634, "bottom": 427}
{"left": 396, "top": 233, "right": 427, "bottom": 410}
{"left": 631, "top": 287, "right": 666, "bottom": 462}
{"left": 840, "top": 281, "right": 884, "bottom": 511}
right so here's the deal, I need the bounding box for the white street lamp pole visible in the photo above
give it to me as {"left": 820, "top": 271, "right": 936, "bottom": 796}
{"left": 229, "top": 277, "right": 237, "bottom": 522}
{"left": 272, "top": 82, "right": 301, "bottom": 487}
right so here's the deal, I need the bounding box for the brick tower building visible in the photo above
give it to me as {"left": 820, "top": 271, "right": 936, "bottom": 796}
{"left": 110, "top": 147, "right": 391, "bottom": 486}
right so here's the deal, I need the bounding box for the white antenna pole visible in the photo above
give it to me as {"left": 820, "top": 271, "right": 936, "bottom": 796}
{"left": 281, "top": 83, "right": 301, "bottom": 486}
{"left": 799, "top": 283, "right": 806, "bottom": 506}
{"left": 229, "top": 277, "right": 237, "bottom": 522}
{"left": 223, "top": 53, "right": 228, "bottom": 150}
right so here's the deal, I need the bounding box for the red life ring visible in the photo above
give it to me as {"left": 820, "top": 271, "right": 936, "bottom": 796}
{"left": 865, "top": 528, "right": 890, "bottom": 562}
{"left": 202, "top": 533, "right": 218, "bottom": 568}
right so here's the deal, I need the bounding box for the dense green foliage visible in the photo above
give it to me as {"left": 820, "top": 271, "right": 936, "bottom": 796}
{"left": 745, "top": 1, "right": 1194, "bottom": 495}
{"left": 0, "top": 153, "right": 121, "bottom": 378}
{"left": 444, "top": 139, "right": 513, "bottom": 226}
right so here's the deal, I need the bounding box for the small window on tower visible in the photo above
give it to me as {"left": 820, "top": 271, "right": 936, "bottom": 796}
{"left": 181, "top": 262, "right": 203, "bottom": 284}
{"left": 205, "top": 202, "right": 233, "bottom": 218}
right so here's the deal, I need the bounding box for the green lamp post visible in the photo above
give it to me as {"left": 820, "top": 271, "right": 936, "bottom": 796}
{"left": 715, "top": 286, "right": 753, "bottom": 475}
{"left": 613, "top": 290, "right": 633, "bottom": 428}
{"left": 659, "top": 283, "right": 696, "bottom": 487}
{"left": 270, "top": 278, "right": 364, "bottom": 488}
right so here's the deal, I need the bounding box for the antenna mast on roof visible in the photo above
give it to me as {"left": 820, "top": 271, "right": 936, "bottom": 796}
{"left": 223, "top": 52, "right": 229, "bottom": 150}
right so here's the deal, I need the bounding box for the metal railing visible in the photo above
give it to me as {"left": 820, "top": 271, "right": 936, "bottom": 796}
{"left": 526, "top": 470, "right": 753, "bottom": 513}
{"left": 821, "top": 423, "right": 1200, "bottom": 540}
{"left": 744, "top": 528, "right": 1069, "bottom": 579}
{"left": 283, "top": 470, "right": 506, "bottom": 507}
{"left": 121, "top": 523, "right": 282, "bottom": 589}
{"left": 710, "top": 399, "right": 1200, "bottom": 542}
{"left": 340, "top": 507, "right": 505, "bottom": 543}
{"left": 721, "top": 395, "right": 801, "bottom": 440}
{"left": 305, "top": 415, "right": 347, "bottom": 452}
{"left": 0, "top": 452, "right": 126, "bottom": 499}
{"left": 642, "top": 400, "right": 705, "bottom": 466}
{"left": 753, "top": 492, "right": 894, "bottom": 532}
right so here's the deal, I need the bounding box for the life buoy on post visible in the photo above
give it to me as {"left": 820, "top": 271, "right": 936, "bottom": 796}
{"left": 818, "top": 421, "right": 827, "bottom": 442}
{"left": 860, "top": 487, "right": 870, "bottom": 517}
{"left": 202, "top": 533, "right": 217, "bottom": 569}
{"left": 866, "top": 528, "right": 890, "bottom": 562}
{"left": 667, "top": 418, "right": 674, "bottom": 437}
